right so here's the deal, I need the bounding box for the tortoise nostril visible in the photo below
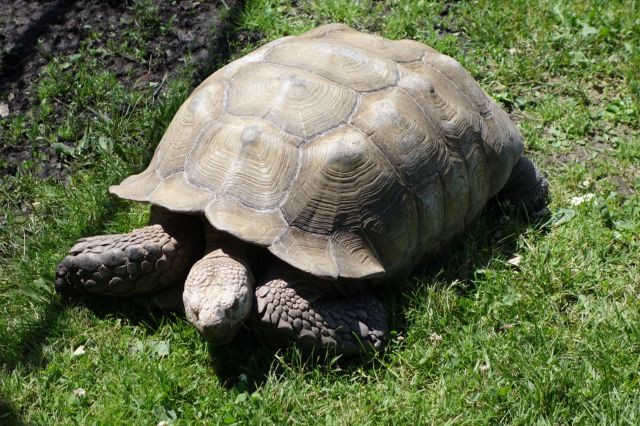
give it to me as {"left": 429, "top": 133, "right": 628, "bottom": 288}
{"left": 191, "top": 306, "right": 200, "bottom": 320}
{"left": 229, "top": 299, "right": 239, "bottom": 312}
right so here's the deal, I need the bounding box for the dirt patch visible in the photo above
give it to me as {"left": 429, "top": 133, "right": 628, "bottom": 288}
{"left": 0, "top": 0, "right": 233, "bottom": 114}
{"left": 610, "top": 174, "right": 636, "bottom": 197}
{"left": 545, "top": 136, "right": 638, "bottom": 197}
{"left": 546, "top": 141, "right": 610, "bottom": 166}
{"left": 0, "top": 0, "right": 245, "bottom": 179}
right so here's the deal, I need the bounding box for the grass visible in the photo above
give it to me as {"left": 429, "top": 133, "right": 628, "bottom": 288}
{"left": 1, "top": 0, "right": 639, "bottom": 424}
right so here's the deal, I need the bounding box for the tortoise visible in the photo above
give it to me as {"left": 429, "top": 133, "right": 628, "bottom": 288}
{"left": 55, "top": 24, "right": 549, "bottom": 357}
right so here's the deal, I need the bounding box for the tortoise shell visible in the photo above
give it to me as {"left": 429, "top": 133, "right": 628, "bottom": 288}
{"left": 110, "top": 23, "right": 523, "bottom": 280}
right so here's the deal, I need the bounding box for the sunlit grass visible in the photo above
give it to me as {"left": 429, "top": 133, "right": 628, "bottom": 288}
{"left": 1, "top": 0, "right": 638, "bottom": 424}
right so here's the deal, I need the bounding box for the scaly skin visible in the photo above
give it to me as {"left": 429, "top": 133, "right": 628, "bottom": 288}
{"left": 55, "top": 218, "right": 203, "bottom": 297}
{"left": 253, "top": 264, "right": 388, "bottom": 357}
{"left": 498, "top": 156, "right": 550, "bottom": 217}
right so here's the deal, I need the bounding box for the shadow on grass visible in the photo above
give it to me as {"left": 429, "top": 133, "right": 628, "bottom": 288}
{"left": 195, "top": 0, "right": 258, "bottom": 81}
{"left": 0, "top": 397, "right": 26, "bottom": 426}
{"left": 207, "top": 201, "right": 549, "bottom": 391}
{"left": 98, "top": 200, "right": 542, "bottom": 394}
{"left": 208, "top": 327, "right": 399, "bottom": 392}
{"left": 385, "top": 201, "right": 548, "bottom": 337}
{"left": 0, "top": 196, "right": 131, "bottom": 372}
{"left": 0, "top": 0, "right": 78, "bottom": 93}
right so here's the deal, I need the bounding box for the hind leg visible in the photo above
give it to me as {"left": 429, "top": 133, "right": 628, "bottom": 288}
{"left": 498, "top": 156, "right": 550, "bottom": 217}
{"left": 55, "top": 209, "right": 203, "bottom": 297}
{"left": 253, "top": 263, "right": 388, "bottom": 357}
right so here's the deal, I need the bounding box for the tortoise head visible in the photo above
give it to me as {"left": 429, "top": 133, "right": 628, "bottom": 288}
{"left": 182, "top": 250, "right": 255, "bottom": 345}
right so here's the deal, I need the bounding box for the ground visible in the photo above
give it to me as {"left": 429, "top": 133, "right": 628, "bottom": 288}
{"left": 0, "top": 0, "right": 244, "bottom": 180}
{"left": 1, "top": 0, "right": 639, "bottom": 424}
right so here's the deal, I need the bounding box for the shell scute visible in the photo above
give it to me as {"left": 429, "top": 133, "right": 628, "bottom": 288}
{"left": 266, "top": 39, "right": 398, "bottom": 92}
{"left": 185, "top": 116, "right": 299, "bottom": 210}
{"left": 227, "top": 62, "right": 358, "bottom": 139}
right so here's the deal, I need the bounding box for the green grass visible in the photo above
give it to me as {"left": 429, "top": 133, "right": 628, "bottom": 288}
{"left": 1, "top": 0, "right": 639, "bottom": 424}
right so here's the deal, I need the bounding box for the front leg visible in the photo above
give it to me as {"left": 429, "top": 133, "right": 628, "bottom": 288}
{"left": 253, "top": 263, "right": 388, "bottom": 357}
{"left": 55, "top": 213, "right": 203, "bottom": 297}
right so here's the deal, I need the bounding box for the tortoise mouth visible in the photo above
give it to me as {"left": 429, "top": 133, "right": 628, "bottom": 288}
{"left": 185, "top": 299, "right": 248, "bottom": 346}
{"left": 192, "top": 314, "right": 243, "bottom": 346}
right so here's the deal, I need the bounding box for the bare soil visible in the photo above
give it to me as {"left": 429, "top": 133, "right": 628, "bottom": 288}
{"left": 0, "top": 0, "right": 245, "bottom": 179}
